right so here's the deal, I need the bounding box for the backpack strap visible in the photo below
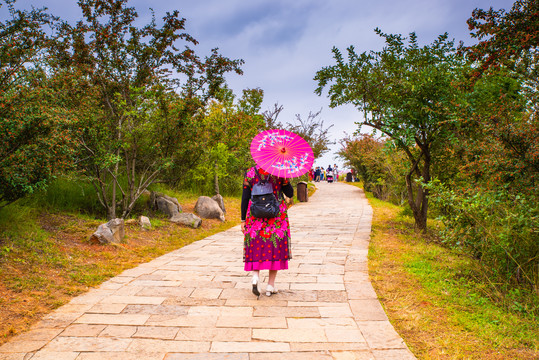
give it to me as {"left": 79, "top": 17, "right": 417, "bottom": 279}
{"left": 253, "top": 166, "right": 282, "bottom": 201}
{"left": 277, "top": 177, "right": 286, "bottom": 201}
{"left": 254, "top": 166, "right": 268, "bottom": 184}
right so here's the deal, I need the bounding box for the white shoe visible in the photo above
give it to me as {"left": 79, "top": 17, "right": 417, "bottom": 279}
{"left": 252, "top": 276, "right": 260, "bottom": 298}
{"left": 266, "top": 285, "right": 278, "bottom": 297}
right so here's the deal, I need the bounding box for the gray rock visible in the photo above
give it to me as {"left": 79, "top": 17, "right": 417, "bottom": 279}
{"left": 150, "top": 192, "right": 182, "bottom": 218}
{"left": 139, "top": 215, "right": 151, "bottom": 230}
{"left": 194, "top": 196, "right": 225, "bottom": 222}
{"left": 89, "top": 224, "right": 113, "bottom": 244}
{"left": 212, "top": 194, "right": 226, "bottom": 215}
{"left": 90, "top": 218, "right": 125, "bottom": 244}
{"left": 163, "top": 194, "right": 182, "bottom": 212}
{"left": 170, "top": 213, "right": 202, "bottom": 228}
{"left": 156, "top": 196, "right": 180, "bottom": 218}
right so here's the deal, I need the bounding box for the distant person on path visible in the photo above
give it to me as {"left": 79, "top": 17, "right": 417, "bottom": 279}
{"left": 241, "top": 166, "right": 294, "bottom": 298}
{"left": 308, "top": 168, "right": 314, "bottom": 181}
{"left": 326, "top": 165, "right": 334, "bottom": 183}
{"left": 314, "top": 166, "right": 321, "bottom": 182}
{"left": 333, "top": 164, "right": 339, "bottom": 182}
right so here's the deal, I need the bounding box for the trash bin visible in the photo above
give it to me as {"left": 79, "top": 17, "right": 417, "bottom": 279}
{"left": 346, "top": 172, "right": 353, "bottom": 182}
{"left": 297, "top": 181, "right": 308, "bottom": 202}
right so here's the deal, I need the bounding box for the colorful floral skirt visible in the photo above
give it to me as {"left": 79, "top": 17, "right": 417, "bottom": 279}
{"left": 243, "top": 200, "right": 291, "bottom": 271}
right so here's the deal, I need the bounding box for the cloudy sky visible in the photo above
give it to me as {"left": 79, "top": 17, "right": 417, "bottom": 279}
{"left": 9, "top": 0, "right": 515, "bottom": 168}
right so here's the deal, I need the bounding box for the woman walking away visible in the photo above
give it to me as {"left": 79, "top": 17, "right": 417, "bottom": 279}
{"left": 241, "top": 166, "right": 294, "bottom": 298}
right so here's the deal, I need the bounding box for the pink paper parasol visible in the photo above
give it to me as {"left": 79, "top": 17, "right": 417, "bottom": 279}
{"left": 250, "top": 129, "right": 314, "bottom": 178}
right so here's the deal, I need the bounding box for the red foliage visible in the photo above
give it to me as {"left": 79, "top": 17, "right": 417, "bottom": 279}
{"left": 464, "top": 0, "right": 539, "bottom": 77}
{"left": 0, "top": 1, "right": 75, "bottom": 204}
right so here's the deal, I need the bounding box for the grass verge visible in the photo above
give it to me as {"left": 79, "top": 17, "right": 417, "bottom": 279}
{"left": 0, "top": 193, "right": 241, "bottom": 345}
{"left": 355, "top": 184, "right": 539, "bottom": 359}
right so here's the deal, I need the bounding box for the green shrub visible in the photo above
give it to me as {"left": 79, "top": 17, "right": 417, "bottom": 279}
{"left": 338, "top": 135, "right": 408, "bottom": 206}
{"left": 427, "top": 181, "right": 539, "bottom": 314}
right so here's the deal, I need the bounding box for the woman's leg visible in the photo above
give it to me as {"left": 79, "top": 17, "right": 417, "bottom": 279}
{"left": 266, "top": 270, "right": 278, "bottom": 296}
{"left": 252, "top": 270, "right": 260, "bottom": 280}
{"left": 268, "top": 270, "right": 277, "bottom": 287}
{"left": 252, "top": 270, "right": 260, "bottom": 297}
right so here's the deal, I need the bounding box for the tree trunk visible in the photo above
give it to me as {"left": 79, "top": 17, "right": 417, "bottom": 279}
{"left": 109, "top": 158, "right": 118, "bottom": 220}
{"left": 110, "top": 112, "right": 123, "bottom": 220}
{"left": 214, "top": 162, "right": 220, "bottom": 195}
{"left": 405, "top": 152, "right": 430, "bottom": 232}
{"left": 419, "top": 152, "right": 431, "bottom": 231}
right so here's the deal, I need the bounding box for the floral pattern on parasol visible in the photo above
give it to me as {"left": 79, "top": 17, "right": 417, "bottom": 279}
{"left": 250, "top": 129, "right": 314, "bottom": 178}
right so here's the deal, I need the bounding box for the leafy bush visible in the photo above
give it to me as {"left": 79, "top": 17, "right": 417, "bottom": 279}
{"left": 338, "top": 134, "right": 408, "bottom": 205}
{"left": 427, "top": 181, "right": 539, "bottom": 308}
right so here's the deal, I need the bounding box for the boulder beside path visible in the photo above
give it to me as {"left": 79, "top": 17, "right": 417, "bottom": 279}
{"left": 195, "top": 196, "right": 225, "bottom": 222}
{"left": 89, "top": 218, "right": 125, "bottom": 244}
{"left": 212, "top": 194, "right": 226, "bottom": 214}
{"left": 150, "top": 192, "right": 182, "bottom": 218}
{"left": 139, "top": 215, "right": 151, "bottom": 230}
{"left": 170, "top": 213, "right": 202, "bottom": 228}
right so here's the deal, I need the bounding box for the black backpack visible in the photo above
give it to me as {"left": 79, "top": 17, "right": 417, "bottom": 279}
{"left": 250, "top": 168, "right": 281, "bottom": 219}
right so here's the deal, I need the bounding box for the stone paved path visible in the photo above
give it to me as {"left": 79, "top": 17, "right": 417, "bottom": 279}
{"left": 0, "top": 182, "right": 416, "bottom": 360}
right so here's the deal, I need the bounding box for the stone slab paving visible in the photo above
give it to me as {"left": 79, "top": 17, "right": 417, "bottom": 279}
{"left": 0, "top": 182, "right": 416, "bottom": 360}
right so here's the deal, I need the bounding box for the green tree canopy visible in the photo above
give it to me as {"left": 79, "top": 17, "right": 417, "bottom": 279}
{"left": 187, "top": 87, "right": 266, "bottom": 196}
{"left": 315, "top": 29, "right": 468, "bottom": 230}
{"left": 48, "top": 0, "right": 244, "bottom": 219}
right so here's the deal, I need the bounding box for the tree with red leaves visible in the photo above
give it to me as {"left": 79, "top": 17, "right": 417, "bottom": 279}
{"left": 466, "top": 0, "right": 538, "bottom": 86}
{"left": 0, "top": 0, "right": 76, "bottom": 207}
{"left": 460, "top": 0, "right": 538, "bottom": 196}
{"left": 49, "top": 0, "right": 244, "bottom": 219}
{"left": 430, "top": 1, "right": 539, "bottom": 293}
{"left": 338, "top": 134, "right": 407, "bottom": 203}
